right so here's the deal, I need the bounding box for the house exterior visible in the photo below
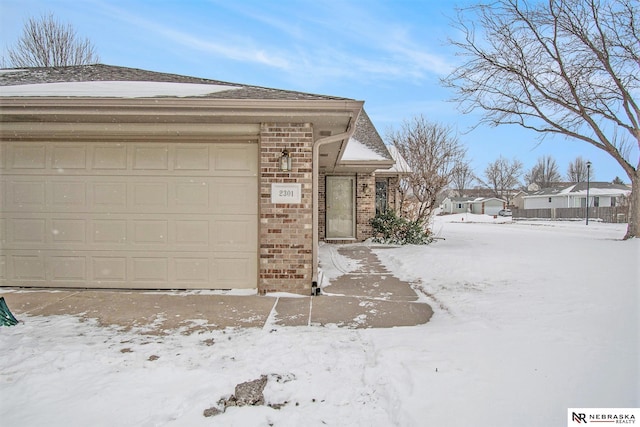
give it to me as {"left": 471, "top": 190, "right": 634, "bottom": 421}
{"left": 510, "top": 190, "right": 528, "bottom": 209}
{"left": 441, "top": 197, "right": 506, "bottom": 215}
{"left": 0, "top": 64, "right": 400, "bottom": 295}
{"left": 522, "top": 182, "right": 630, "bottom": 209}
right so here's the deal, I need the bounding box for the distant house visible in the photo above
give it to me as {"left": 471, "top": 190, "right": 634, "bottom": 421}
{"left": 510, "top": 190, "right": 528, "bottom": 209}
{"left": 0, "top": 64, "right": 405, "bottom": 295}
{"left": 522, "top": 182, "right": 631, "bottom": 209}
{"left": 442, "top": 197, "right": 507, "bottom": 215}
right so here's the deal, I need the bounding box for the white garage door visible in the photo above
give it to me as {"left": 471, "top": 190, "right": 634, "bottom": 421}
{"left": 0, "top": 141, "right": 258, "bottom": 289}
{"left": 484, "top": 203, "right": 503, "bottom": 216}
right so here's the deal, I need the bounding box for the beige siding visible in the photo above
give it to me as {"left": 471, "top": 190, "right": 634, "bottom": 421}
{"left": 0, "top": 141, "right": 257, "bottom": 289}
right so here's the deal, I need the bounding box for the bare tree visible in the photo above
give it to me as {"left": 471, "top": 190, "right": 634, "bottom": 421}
{"left": 444, "top": 0, "right": 640, "bottom": 240}
{"left": 567, "top": 156, "right": 595, "bottom": 182}
{"left": 451, "top": 162, "right": 476, "bottom": 197}
{"left": 481, "top": 156, "right": 523, "bottom": 204}
{"left": 387, "top": 115, "right": 467, "bottom": 223}
{"left": 6, "top": 12, "right": 99, "bottom": 67}
{"left": 525, "top": 155, "right": 562, "bottom": 188}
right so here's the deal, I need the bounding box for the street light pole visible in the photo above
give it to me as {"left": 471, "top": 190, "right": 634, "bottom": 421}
{"left": 586, "top": 161, "right": 592, "bottom": 225}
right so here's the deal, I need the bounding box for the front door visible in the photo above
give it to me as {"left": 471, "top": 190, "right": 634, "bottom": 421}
{"left": 326, "top": 176, "right": 355, "bottom": 239}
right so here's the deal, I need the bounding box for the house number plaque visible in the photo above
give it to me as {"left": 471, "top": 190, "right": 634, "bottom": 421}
{"left": 271, "top": 183, "right": 302, "bottom": 204}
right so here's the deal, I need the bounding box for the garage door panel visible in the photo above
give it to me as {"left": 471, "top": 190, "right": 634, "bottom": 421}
{"left": 213, "top": 144, "right": 258, "bottom": 175}
{"left": 175, "top": 181, "right": 210, "bottom": 209}
{"left": 93, "top": 257, "right": 127, "bottom": 281}
{"left": 93, "top": 182, "right": 128, "bottom": 208}
{"left": 133, "top": 144, "right": 169, "bottom": 170}
{"left": 212, "top": 215, "right": 256, "bottom": 252}
{"left": 50, "top": 256, "right": 86, "bottom": 281}
{"left": 52, "top": 145, "right": 87, "bottom": 169}
{"left": 175, "top": 257, "right": 209, "bottom": 284}
{"left": 11, "top": 144, "right": 46, "bottom": 169}
{"left": 213, "top": 178, "right": 258, "bottom": 214}
{"left": 12, "top": 218, "right": 46, "bottom": 244}
{"left": 11, "top": 254, "right": 46, "bottom": 280}
{"left": 51, "top": 181, "right": 87, "bottom": 208}
{"left": 213, "top": 254, "right": 257, "bottom": 289}
{"left": 2, "top": 249, "right": 257, "bottom": 289}
{"left": 1, "top": 141, "right": 257, "bottom": 289}
{"left": 131, "top": 257, "right": 168, "bottom": 283}
{"left": 9, "top": 180, "right": 46, "bottom": 209}
{"left": 175, "top": 220, "right": 209, "bottom": 247}
{"left": 175, "top": 145, "right": 210, "bottom": 170}
{"left": 51, "top": 219, "right": 86, "bottom": 243}
{"left": 93, "top": 144, "right": 127, "bottom": 169}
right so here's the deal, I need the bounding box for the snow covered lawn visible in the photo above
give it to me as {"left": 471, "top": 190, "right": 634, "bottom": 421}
{"left": 1, "top": 216, "right": 637, "bottom": 426}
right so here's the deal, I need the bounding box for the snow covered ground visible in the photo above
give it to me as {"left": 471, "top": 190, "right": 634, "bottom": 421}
{"left": 1, "top": 215, "right": 638, "bottom": 426}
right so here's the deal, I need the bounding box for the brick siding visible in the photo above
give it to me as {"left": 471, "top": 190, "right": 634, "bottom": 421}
{"left": 258, "top": 123, "right": 314, "bottom": 295}
{"left": 356, "top": 173, "right": 375, "bottom": 241}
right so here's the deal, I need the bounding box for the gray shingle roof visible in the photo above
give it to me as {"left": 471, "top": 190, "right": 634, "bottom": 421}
{"left": 0, "top": 64, "right": 352, "bottom": 101}
{"left": 349, "top": 109, "right": 393, "bottom": 162}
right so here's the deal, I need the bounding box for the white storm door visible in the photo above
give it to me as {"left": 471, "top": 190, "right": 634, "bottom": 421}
{"left": 326, "top": 176, "right": 355, "bottom": 239}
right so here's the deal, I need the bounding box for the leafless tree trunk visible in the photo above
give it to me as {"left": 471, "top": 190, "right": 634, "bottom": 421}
{"left": 6, "top": 12, "right": 99, "bottom": 67}
{"left": 481, "top": 156, "right": 523, "bottom": 204}
{"left": 451, "top": 162, "right": 476, "bottom": 197}
{"left": 444, "top": 0, "right": 640, "bottom": 240}
{"left": 525, "top": 155, "right": 562, "bottom": 188}
{"left": 567, "top": 156, "right": 595, "bottom": 182}
{"left": 387, "top": 116, "right": 467, "bottom": 224}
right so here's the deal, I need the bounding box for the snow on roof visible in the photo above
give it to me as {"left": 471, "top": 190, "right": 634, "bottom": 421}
{"left": 524, "top": 182, "right": 631, "bottom": 198}
{"left": 342, "top": 137, "right": 389, "bottom": 162}
{"left": 376, "top": 145, "right": 412, "bottom": 173}
{"left": 0, "top": 80, "right": 240, "bottom": 98}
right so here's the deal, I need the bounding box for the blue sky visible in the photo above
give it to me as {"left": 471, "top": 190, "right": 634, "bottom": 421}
{"left": 0, "top": 0, "right": 631, "bottom": 182}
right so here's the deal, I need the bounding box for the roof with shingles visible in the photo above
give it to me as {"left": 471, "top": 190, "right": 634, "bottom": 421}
{"left": 348, "top": 109, "right": 393, "bottom": 162}
{"left": 0, "top": 64, "right": 394, "bottom": 165}
{"left": 0, "top": 64, "right": 351, "bottom": 101}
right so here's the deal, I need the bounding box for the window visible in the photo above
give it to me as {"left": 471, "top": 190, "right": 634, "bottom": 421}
{"left": 612, "top": 197, "right": 616, "bottom": 207}
{"left": 548, "top": 197, "right": 552, "bottom": 203}
{"left": 594, "top": 196, "right": 599, "bottom": 207}
{"left": 457, "top": 203, "right": 463, "bottom": 209}
{"left": 375, "top": 180, "right": 388, "bottom": 216}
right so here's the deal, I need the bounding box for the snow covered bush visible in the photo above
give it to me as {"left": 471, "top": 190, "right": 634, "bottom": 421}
{"left": 370, "top": 210, "right": 432, "bottom": 245}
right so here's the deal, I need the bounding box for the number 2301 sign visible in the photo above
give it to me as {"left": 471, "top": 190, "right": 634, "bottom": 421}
{"left": 271, "top": 183, "right": 302, "bottom": 204}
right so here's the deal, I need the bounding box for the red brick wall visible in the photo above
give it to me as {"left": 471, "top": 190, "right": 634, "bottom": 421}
{"left": 356, "top": 173, "right": 375, "bottom": 241}
{"left": 258, "top": 123, "right": 313, "bottom": 295}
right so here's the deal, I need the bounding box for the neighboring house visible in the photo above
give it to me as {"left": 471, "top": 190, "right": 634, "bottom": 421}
{"left": 522, "top": 182, "right": 631, "bottom": 209}
{"left": 441, "top": 197, "right": 506, "bottom": 215}
{"left": 510, "top": 190, "right": 528, "bottom": 209}
{"left": 0, "top": 64, "right": 402, "bottom": 295}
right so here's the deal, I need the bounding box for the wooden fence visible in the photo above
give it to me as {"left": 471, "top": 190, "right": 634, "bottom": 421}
{"left": 511, "top": 206, "right": 629, "bottom": 223}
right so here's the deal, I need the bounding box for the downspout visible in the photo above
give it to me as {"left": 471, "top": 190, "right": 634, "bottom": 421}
{"left": 311, "top": 120, "right": 357, "bottom": 288}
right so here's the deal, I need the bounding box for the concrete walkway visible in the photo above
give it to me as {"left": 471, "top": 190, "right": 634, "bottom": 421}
{"left": 1, "top": 246, "right": 432, "bottom": 333}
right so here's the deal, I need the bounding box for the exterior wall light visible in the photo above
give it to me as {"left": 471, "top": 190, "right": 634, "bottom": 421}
{"left": 361, "top": 182, "right": 371, "bottom": 195}
{"left": 280, "top": 149, "right": 291, "bottom": 172}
